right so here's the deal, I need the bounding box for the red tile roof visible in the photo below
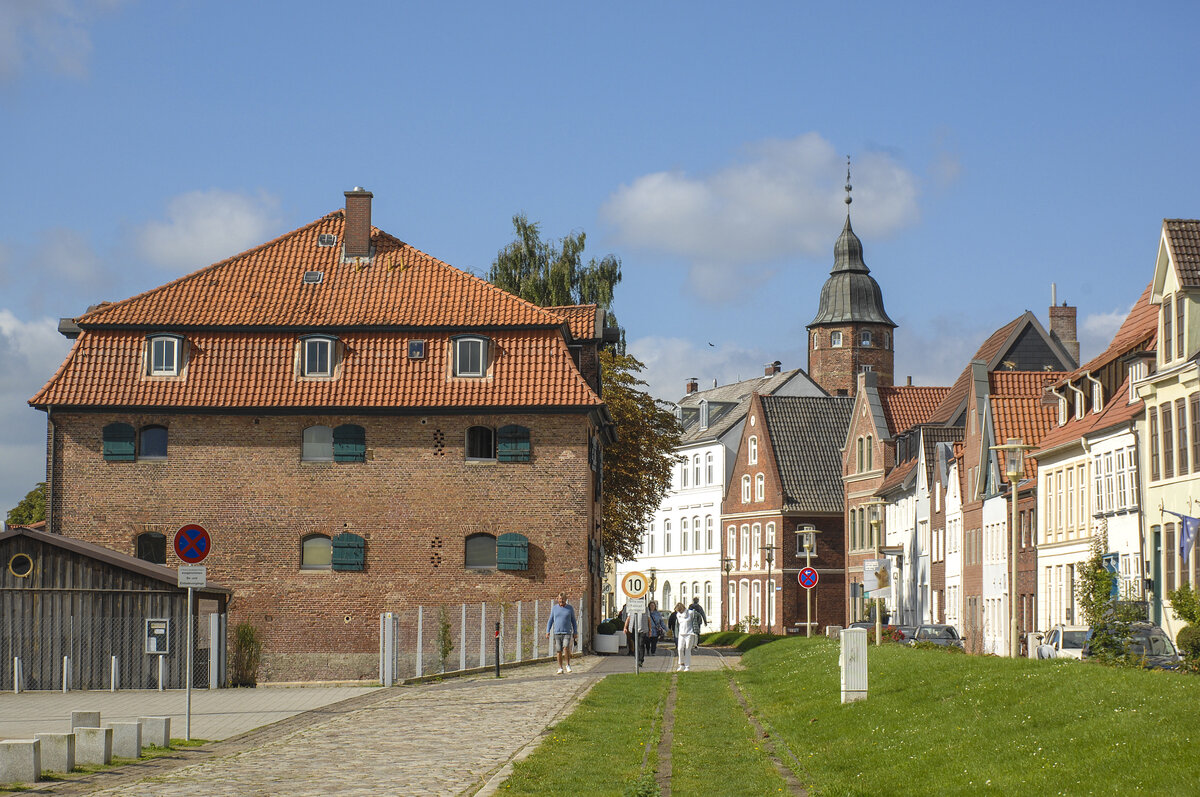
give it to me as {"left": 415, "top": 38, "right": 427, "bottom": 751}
{"left": 879, "top": 386, "right": 951, "bottom": 435}
{"left": 876, "top": 457, "right": 918, "bottom": 495}
{"left": 1069, "top": 283, "right": 1156, "bottom": 378}
{"left": 927, "top": 316, "right": 1024, "bottom": 424}
{"left": 1035, "top": 375, "right": 1143, "bottom": 456}
{"left": 988, "top": 371, "right": 1066, "bottom": 481}
{"left": 546, "top": 304, "right": 601, "bottom": 341}
{"left": 79, "top": 211, "right": 566, "bottom": 329}
{"left": 1164, "top": 220, "right": 1200, "bottom": 288}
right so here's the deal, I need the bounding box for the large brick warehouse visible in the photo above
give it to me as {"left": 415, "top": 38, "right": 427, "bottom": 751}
{"left": 30, "top": 189, "right": 615, "bottom": 680}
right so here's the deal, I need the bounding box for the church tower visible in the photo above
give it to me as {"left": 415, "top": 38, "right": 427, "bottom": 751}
{"left": 806, "top": 164, "right": 897, "bottom": 396}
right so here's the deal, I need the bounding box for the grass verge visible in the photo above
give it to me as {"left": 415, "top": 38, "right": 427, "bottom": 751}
{"left": 671, "top": 671, "right": 788, "bottom": 796}
{"left": 699, "top": 631, "right": 783, "bottom": 651}
{"left": 736, "top": 636, "right": 1200, "bottom": 795}
{"left": 501, "top": 673, "right": 669, "bottom": 795}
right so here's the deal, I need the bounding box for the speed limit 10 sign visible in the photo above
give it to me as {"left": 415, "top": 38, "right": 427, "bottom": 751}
{"left": 621, "top": 571, "right": 649, "bottom": 599}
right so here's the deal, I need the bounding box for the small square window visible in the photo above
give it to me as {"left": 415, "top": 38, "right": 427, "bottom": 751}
{"left": 408, "top": 340, "right": 426, "bottom": 360}
{"left": 317, "top": 233, "right": 337, "bottom": 247}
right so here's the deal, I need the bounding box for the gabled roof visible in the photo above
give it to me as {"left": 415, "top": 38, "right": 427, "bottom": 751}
{"left": 1035, "top": 374, "right": 1143, "bottom": 456}
{"left": 545, "top": 304, "right": 602, "bottom": 341}
{"left": 876, "top": 457, "right": 918, "bottom": 497}
{"left": 927, "top": 312, "right": 1075, "bottom": 425}
{"left": 0, "top": 525, "right": 230, "bottom": 596}
{"left": 987, "top": 371, "right": 1066, "bottom": 481}
{"left": 1162, "top": 219, "right": 1200, "bottom": 289}
{"left": 77, "top": 210, "right": 566, "bottom": 330}
{"left": 879, "top": 386, "right": 951, "bottom": 436}
{"left": 676, "top": 369, "right": 819, "bottom": 445}
{"left": 31, "top": 329, "right": 601, "bottom": 409}
{"left": 759, "top": 395, "right": 853, "bottom": 513}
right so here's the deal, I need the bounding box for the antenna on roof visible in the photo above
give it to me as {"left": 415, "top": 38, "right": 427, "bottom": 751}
{"left": 844, "top": 156, "right": 853, "bottom": 209}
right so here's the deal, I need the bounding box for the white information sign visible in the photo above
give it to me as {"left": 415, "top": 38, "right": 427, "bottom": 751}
{"left": 177, "top": 565, "right": 207, "bottom": 588}
{"left": 862, "top": 558, "right": 890, "bottom": 598}
{"left": 626, "top": 597, "right": 647, "bottom": 614}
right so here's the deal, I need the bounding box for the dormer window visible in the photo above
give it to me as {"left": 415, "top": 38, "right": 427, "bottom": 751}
{"left": 300, "top": 335, "right": 335, "bottom": 378}
{"left": 452, "top": 335, "right": 488, "bottom": 377}
{"left": 1058, "top": 395, "right": 1068, "bottom": 426}
{"left": 1091, "top": 381, "right": 1103, "bottom": 413}
{"left": 699, "top": 400, "right": 710, "bottom": 430}
{"left": 146, "top": 334, "right": 183, "bottom": 376}
{"left": 1177, "top": 295, "right": 1186, "bottom": 360}
{"left": 1163, "top": 296, "right": 1174, "bottom": 365}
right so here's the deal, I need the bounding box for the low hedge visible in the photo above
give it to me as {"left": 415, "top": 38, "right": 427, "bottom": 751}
{"left": 699, "top": 631, "right": 782, "bottom": 652}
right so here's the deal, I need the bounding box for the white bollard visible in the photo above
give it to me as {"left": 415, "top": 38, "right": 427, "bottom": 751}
{"left": 12, "top": 657, "right": 20, "bottom": 694}
{"left": 62, "top": 656, "right": 70, "bottom": 693}
{"left": 110, "top": 656, "right": 119, "bottom": 692}
{"left": 840, "top": 627, "right": 868, "bottom": 704}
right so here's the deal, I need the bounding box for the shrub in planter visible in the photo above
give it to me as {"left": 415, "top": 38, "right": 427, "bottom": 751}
{"left": 597, "top": 619, "right": 621, "bottom": 635}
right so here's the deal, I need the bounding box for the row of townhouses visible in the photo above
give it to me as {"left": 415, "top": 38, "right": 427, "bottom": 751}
{"left": 617, "top": 199, "right": 1200, "bottom": 656}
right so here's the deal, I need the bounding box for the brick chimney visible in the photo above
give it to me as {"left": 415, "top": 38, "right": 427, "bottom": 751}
{"left": 764, "top": 360, "right": 782, "bottom": 376}
{"left": 1049, "top": 290, "right": 1080, "bottom": 367}
{"left": 686, "top": 378, "right": 699, "bottom": 394}
{"left": 344, "top": 187, "right": 373, "bottom": 260}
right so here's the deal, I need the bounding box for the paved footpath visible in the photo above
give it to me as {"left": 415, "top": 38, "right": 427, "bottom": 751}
{"left": 9, "top": 645, "right": 730, "bottom": 796}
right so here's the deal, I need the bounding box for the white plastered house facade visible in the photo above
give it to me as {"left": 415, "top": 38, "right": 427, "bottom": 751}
{"left": 942, "top": 451, "right": 965, "bottom": 633}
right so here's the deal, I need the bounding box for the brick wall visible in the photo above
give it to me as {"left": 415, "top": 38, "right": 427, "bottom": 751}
{"left": 808, "top": 324, "right": 895, "bottom": 396}
{"left": 48, "top": 410, "right": 600, "bottom": 680}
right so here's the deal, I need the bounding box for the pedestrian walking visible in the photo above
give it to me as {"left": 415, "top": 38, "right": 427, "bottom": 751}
{"left": 625, "top": 608, "right": 649, "bottom": 666}
{"left": 688, "top": 597, "right": 707, "bottom": 645}
{"left": 673, "top": 602, "right": 700, "bottom": 671}
{"left": 545, "top": 593, "right": 578, "bottom": 674}
{"left": 618, "top": 602, "right": 636, "bottom": 656}
{"left": 647, "top": 601, "right": 666, "bottom": 655}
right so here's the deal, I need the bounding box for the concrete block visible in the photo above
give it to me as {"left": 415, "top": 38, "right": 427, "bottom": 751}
{"left": 107, "top": 722, "right": 142, "bottom": 759}
{"left": 139, "top": 716, "right": 171, "bottom": 748}
{"left": 0, "top": 739, "right": 41, "bottom": 785}
{"left": 70, "top": 710, "right": 100, "bottom": 730}
{"left": 74, "top": 727, "right": 112, "bottom": 766}
{"left": 34, "top": 733, "right": 75, "bottom": 773}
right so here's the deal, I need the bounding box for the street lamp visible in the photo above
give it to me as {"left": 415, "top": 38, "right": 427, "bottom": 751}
{"left": 991, "top": 438, "right": 1033, "bottom": 658}
{"left": 648, "top": 567, "right": 657, "bottom": 603}
{"left": 721, "top": 557, "right": 734, "bottom": 630}
{"left": 860, "top": 498, "right": 889, "bottom": 646}
{"left": 796, "top": 524, "right": 817, "bottom": 637}
{"left": 761, "top": 545, "right": 778, "bottom": 632}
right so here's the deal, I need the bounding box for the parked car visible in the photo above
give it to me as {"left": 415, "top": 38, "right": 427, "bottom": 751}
{"left": 1034, "top": 625, "right": 1090, "bottom": 660}
{"left": 896, "top": 625, "right": 918, "bottom": 642}
{"left": 910, "top": 624, "right": 965, "bottom": 649}
{"left": 1084, "top": 622, "right": 1182, "bottom": 670}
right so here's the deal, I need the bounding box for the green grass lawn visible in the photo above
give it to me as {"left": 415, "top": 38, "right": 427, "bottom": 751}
{"left": 737, "top": 636, "right": 1200, "bottom": 795}
{"left": 671, "top": 670, "right": 786, "bottom": 796}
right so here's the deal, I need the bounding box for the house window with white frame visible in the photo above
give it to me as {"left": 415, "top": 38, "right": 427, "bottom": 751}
{"left": 831, "top": 331, "right": 843, "bottom": 348}
{"left": 147, "top": 335, "right": 182, "bottom": 376}
{"left": 682, "top": 461, "right": 689, "bottom": 488}
{"left": 755, "top": 473, "right": 765, "bottom": 501}
{"left": 693, "top": 515, "right": 701, "bottom": 551}
{"left": 301, "top": 534, "right": 333, "bottom": 570}
{"left": 664, "top": 520, "right": 672, "bottom": 553}
{"left": 749, "top": 436, "right": 758, "bottom": 465}
{"left": 706, "top": 452, "right": 714, "bottom": 483}
{"left": 741, "top": 475, "right": 751, "bottom": 503}
{"left": 300, "top": 336, "right": 335, "bottom": 377}
{"left": 705, "top": 516, "right": 714, "bottom": 550}
{"left": 694, "top": 454, "right": 701, "bottom": 485}
{"left": 740, "top": 525, "right": 750, "bottom": 568}
{"left": 452, "top": 335, "right": 488, "bottom": 377}
{"left": 728, "top": 525, "right": 736, "bottom": 560}
{"left": 751, "top": 524, "right": 762, "bottom": 567}
{"left": 861, "top": 330, "right": 872, "bottom": 346}
{"left": 681, "top": 518, "right": 690, "bottom": 552}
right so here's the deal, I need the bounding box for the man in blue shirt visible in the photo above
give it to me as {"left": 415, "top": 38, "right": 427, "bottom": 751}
{"left": 545, "top": 593, "right": 578, "bottom": 674}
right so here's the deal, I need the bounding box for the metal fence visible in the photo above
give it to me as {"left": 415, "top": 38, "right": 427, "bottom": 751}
{"left": 379, "top": 597, "right": 588, "bottom": 685}
{"left": 2, "top": 612, "right": 223, "bottom": 692}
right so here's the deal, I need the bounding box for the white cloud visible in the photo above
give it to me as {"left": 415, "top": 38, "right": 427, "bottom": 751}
{"left": 1079, "top": 307, "right": 1129, "bottom": 363}
{"left": 628, "top": 335, "right": 807, "bottom": 404}
{"left": 136, "top": 189, "right": 282, "bottom": 271}
{"left": 601, "top": 133, "right": 920, "bottom": 301}
{"left": 0, "top": 0, "right": 122, "bottom": 81}
{"left": 0, "top": 310, "right": 71, "bottom": 517}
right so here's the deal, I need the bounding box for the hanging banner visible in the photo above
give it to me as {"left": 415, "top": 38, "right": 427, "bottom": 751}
{"left": 863, "top": 558, "right": 891, "bottom": 599}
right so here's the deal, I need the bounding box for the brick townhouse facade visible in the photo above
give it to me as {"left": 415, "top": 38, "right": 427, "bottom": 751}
{"left": 30, "top": 189, "right": 614, "bottom": 680}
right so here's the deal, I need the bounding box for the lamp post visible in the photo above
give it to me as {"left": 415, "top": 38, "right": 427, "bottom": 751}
{"left": 991, "top": 438, "right": 1033, "bottom": 658}
{"left": 796, "top": 524, "right": 817, "bottom": 637}
{"left": 648, "top": 567, "right": 657, "bottom": 604}
{"left": 721, "top": 557, "right": 734, "bottom": 630}
{"left": 860, "top": 498, "right": 889, "bottom": 646}
{"left": 761, "top": 545, "right": 777, "bottom": 632}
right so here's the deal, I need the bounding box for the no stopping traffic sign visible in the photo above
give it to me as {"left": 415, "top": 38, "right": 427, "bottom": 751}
{"left": 174, "top": 524, "right": 211, "bottom": 564}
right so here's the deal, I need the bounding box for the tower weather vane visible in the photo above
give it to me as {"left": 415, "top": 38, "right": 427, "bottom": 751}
{"left": 845, "top": 155, "right": 852, "bottom": 207}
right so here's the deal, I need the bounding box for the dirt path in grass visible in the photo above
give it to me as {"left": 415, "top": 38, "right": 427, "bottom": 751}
{"left": 727, "top": 675, "right": 810, "bottom": 796}
{"left": 654, "top": 673, "right": 678, "bottom": 795}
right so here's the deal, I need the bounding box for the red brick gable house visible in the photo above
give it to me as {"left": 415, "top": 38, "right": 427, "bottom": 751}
{"left": 30, "top": 189, "right": 614, "bottom": 681}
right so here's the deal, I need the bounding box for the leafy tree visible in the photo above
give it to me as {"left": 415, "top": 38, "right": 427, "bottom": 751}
{"left": 486, "top": 217, "right": 677, "bottom": 561}
{"left": 1076, "top": 530, "right": 1139, "bottom": 665}
{"left": 1167, "top": 583, "right": 1200, "bottom": 669}
{"left": 488, "top": 214, "right": 623, "bottom": 347}
{"left": 6, "top": 482, "right": 46, "bottom": 527}
{"left": 599, "top": 350, "right": 682, "bottom": 561}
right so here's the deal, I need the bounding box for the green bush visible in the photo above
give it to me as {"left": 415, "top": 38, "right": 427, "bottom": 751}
{"left": 910, "top": 640, "right": 965, "bottom": 654}
{"left": 698, "top": 631, "right": 781, "bottom": 652}
{"left": 231, "top": 621, "right": 263, "bottom": 687}
{"left": 1175, "top": 624, "right": 1200, "bottom": 660}
{"left": 597, "top": 619, "right": 621, "bottom": 635}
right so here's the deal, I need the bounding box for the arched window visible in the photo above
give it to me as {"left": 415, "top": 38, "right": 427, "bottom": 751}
{"left": 693, "top": 516, "right": 701, "bottom": 551}
{"left": 766, "top": 522, "right": 775, "bottom": 551}
{"left": 831, "top": 331, "right": 843, "bottom": 348}
{"left": 740, "top": 525, "right": 750, "bottom": 567}
{"left": 662, "top": 582, "right": 672, "bottom": 610}
{"left": 856, "top": 437, "right": 864, "bottom": 472}
{"left": 693, "top": 455, "right": 701, "bottom": 485}
{"left": 728, "top": 582, "right": 736, "bottom": 625}
{"left": 681, "top": 582, "right": 689, "bottom": 605}
{"left": 705, "top": 582, "right": 713, "bottom": 616}
{"left": 699, "top": 400, "right": 710, "bottom": 430}
{"left": 302, "top": 425, "right": 334, "bottom": 461}
{"left": 466, "top": 426, "right": 496, "bottom": 459}
{"left": 139, "top": 425, "right": 168, "bottom": 459}
{"left": 681, "top": 518, "right": 690, "bottom": 552}
{"left": 866, "top": 436, "right": 873, "bottom": 470}
{"left": 146, "top": 334, "right": 184, "bottom": 376}
{"left": 752, "top": 581, "right": 762, "bottom": 624}
{"left": 102, "top": 422, "right": 135, "bottom": 462}
{"left": 465, "top": 533, "right": 497, "bottom": 568}
{"left": 752, "top": 524, "right": 762, "bottom": 567}
{"left": 301, "top": 534, "right": 332, "bottom": 569}
{"left": 728, "top": 526, "right": 736, "bottom": 561}
{"left": 749, "top": 436, "right": 758, "bottom": 465}
{"left": 812, "top": 331, "right": 819, "bottom": 350}
{"left": 861, "top": 330, "right": 873, "bottom": 346}
{"left": 682, "top": 461, "right": 689, "bottom": 488}
{"left": 741, "top": 475, "right": 751, "bottom": 503}
{"left": 300, "top": 335, "right": 336, "bottom": 378}
{"left": 851, "top": 510, "right": 859, "bottom": 550}
{"left": 664, "top": 520, "right": 672, "bottom": 553}
{"left": 706, "top": 516, "right": 714, "bottom": 550}
{"left": 649, "top": 522, "right": 655, "bottom": 554}
{"left": 136, "top": 531, "right": 166, "bottom": 564}
{"left": 706, "top": 453, "right": 714, "bottom": 483}
{"left": 755, "top": 473, "right": 765, "bottom": 501}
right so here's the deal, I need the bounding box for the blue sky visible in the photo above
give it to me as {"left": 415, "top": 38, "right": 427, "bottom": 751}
{"left": 2, "top": 1, "right": 1197, "bottom": 517}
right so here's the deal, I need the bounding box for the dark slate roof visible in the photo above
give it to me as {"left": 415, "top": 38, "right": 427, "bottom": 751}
{"left": 760, "top": 395, "right": 854, "bottom": 512}
{"left": 676, "top": 369, "right": 816, "bottom": 445}
{"left": 808, "top": 215, "right": 896, "bottom": 327}
{"left": 1164, "top": 219, "right": 1200, "bottom": 288}
{"left": 0, "top": 526, "right": 231, "bottom": 596}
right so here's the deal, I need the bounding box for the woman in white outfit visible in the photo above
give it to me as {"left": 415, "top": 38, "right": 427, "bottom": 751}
{"left": 673, "top": 602, "right": 697, "bottom": 671}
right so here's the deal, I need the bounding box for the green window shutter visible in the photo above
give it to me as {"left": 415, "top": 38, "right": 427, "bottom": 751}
{"left": 497, "top": 425, "right": 531, "bottom": 462}
{"left": 103, "top": 423, "right": 135, "bottom": 461}
{"left": 333, "top": 424, "right": 366, "bottom": 462}
{"left": 331, "top": 532, "right": 365, "bottom": 571}
{"left": 497, "top": 533, "right": 529, "bottom": 571}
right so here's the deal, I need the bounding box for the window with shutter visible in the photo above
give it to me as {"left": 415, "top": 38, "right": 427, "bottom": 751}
{"left": 333, "top": 424, "right": 366, "bottom": 462}
{"left": 103, "top": 423, "right": 136, "bottom": 461}
{"left": 497, "top": 425, "right": 531, "bottom": 462}
{"left": 331, "top": 532, "right": 365, "bottom": 571}
{"left": 497, "top": 532, "right": 529, "bottom": 570}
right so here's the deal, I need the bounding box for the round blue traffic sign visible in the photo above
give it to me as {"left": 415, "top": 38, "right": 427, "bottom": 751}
{"left": 798, "top": 567, "right": 819, "bottom": 589}
{"left": 174, "top": 524, "right": 211, "bottom": 564}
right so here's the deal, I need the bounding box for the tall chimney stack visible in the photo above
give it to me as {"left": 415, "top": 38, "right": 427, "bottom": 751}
{"left": 344, "top": 187, "right": 373, "bottom": 260}
{"left": 686, "top": 378, "right": 699, "bottom": 394}
{"left": 1049, "top": 299, "right": 1080, "bottom": 367}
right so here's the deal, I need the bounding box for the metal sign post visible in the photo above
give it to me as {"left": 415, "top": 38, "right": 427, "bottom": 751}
{"left": 174, "top": 524, "right": 211, "bottom": 742}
